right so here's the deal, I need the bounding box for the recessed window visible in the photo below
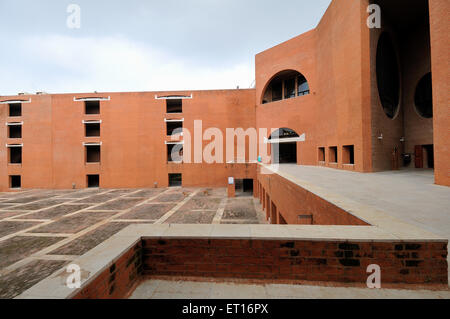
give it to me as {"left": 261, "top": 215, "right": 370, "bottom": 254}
{"left": 167, "top": 144, "right": 183, "bottom": 163}
{"left": 8, "top": 124, "right": 22, "bottom": 138}
{"left": 9, "top": 146, "right": 22, "bottom": 164}
{"left": 86, "top": 145, "right": 101, "bottom": 163}
{"left": 169, "top": 173, "right": 182, "bottom": 187}
{"left": 87, "top": 175, "right": 99, "bottom": 188}
{"left": 329, "top": 146, "right": 337, "bottom": 163}
{"left": 10, "top": 175, "right": 21, "bottom": 189}
{"left": 85, "top": 101, "right": 100, "bottom": 114}
{"left": 376, "top": 32, "right": 400, "bottom": 119}
{"left": 342, "top": 145, "right": 355, "bottom": 164}
{"left": 414, "top": 72, "right": 433, "bottom": 118}
{"left": 9, "top": 103, "right": 22, "bottom": 117}
{"left": 166, "top": 121, "right": 183, "bottom": 136}
{"left": 166, "top": 99, "right": 182, "bottom": 113}
{"left": 262, "top": 70, "right": 310, "bottom": 104}
{"left": 318, "top": 147, "right": 325, "bottom": 162}
{"left": 298, "top": 74, "right": 310, "bottom": 96}
{"left": 284, "top": 77, "right": 296, "bottom": 99}
{"left": 85, "top": 122, "right": 100, "bottom": 137}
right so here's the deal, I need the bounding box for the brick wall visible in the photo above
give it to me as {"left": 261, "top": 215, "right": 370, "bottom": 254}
{"left": 73, "top": 241, "right": 143, "bottom": 299}
{"left": 257, "top": 168, "right": 369, "bottom": 225}
{"left": 141, "top": 238, "right": 447, "bottom": 286}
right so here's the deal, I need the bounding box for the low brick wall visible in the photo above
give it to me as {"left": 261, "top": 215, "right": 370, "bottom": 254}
{"left": 73, "top": 241, "right": 143, "bottom": 299}
{"left": 257, "top": 168, "right": 369, "bottom": 225}
{"left": 142, "top": 238, "right": 447, "bottom": 285}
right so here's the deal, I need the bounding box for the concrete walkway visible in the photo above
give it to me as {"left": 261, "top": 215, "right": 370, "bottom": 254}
{"left": 275, "top": 166, "right": 450, "bottom": 240}
{"left": 130, "top": 279, "right": 450, "bottom": 299}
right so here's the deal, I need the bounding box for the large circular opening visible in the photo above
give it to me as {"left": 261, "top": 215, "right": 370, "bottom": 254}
{"left": 376, "top": 32, "right": 400, "bottom": 119}
{"left": 414, "top": 72, "right": 433, "bottom": 118}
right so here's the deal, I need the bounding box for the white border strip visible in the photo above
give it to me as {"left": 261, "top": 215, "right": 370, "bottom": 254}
{"left": 6, "top": 144, "right": 23, "bottom": 147}
{"left": 164, "top": 118, "right": 184, "bottom": 122}
{"left": 73, "top": 97, "right": 110, "bottom": 102}
{"left": 82, "top": 120, "right": 102, "bottom": 124}
{"left": 0, "top": 99, "right": 31, "bottom": 104}
{"left": 264, "top": 134, "right": 306, "bottom": 144}
{"left": 83, "top": 142, "right": 102, "bottom": 146}
{"left": 6, "top": 122, "right": 23, "bottom": 126}
{"left": 155, "top": 94, "right": 193, "bottom": 100}
{"left": 165, "top": 141, "right": 184, "bottom": 145}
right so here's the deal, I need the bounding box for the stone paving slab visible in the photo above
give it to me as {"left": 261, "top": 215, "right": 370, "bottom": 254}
{"left": 0, "top": 260, "right": 67, "bottom": 299}
{"left": 0, "top": 187, "right": 265, "bottom": 298}
{"left": 8, "top": 199, "right": 68, "bottom": 211}
{"left": 0, "top": 236, "right": 64, "bottom": 269}
{"left": 17, "top": 204, "right": 92, "bottom": 220}
{"left": 119, "top": 204, "right": 177, "bottom": 220}
{"left": 130, "top": 279, "right": 450, "bottom": 299}
{"left": 0, "top": 221, "right": 41, "bottom": 238}
{"left": 29, "top": 212, "right": 117, "bottom": 234}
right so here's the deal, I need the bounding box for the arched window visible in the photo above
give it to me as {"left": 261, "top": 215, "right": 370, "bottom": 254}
{"left": 376, "top": 32, "right": 400, "bottom": 119}
{"left": 262, "top": 70, "right": 310, "bottom": 104}
{"left": 414, "top": 72, "right": 433, "bottom": 118}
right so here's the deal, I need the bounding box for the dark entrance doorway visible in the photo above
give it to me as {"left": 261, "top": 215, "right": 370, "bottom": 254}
{"left": 235, "top": 179, "right": 253, "bottom": 197}
{"left": 415, "top": 144, "right": 434, "bottom": 169}
{"left": 269, "top": 128, "right": 299, "bottom": 164}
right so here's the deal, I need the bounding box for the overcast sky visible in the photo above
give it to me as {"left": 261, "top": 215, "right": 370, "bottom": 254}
{"left": 0, "top": 0, "right": 331, "bottom": 95}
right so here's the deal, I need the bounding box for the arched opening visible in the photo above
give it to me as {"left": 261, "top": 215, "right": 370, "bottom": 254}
{"left": 269, "top": 128, "right": 299, "bottom": 164}
{"left": 376, "top": 32, "right": 400, "bottom": 119}
{"left": 262, "top": 70, "right": 310, "bottom": 104}
{"left": 414, "top": 72, "right": 433, "bottom": 118}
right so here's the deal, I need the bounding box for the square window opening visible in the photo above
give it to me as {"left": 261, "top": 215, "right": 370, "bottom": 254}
{"left": 86, "top": 145, "right": 101, "bottom": 163}
{"left": 85, "top": 101, "right": 100, "bottom": 114}
{"left": 10, "top": 175, "right": 21, "bottom": 189}
{"left": 343, "top": 145, "right": 355, "bottom": 164}
{"left": 166, "top": 121, "right": 183, "bottom": 136}
{"left": 167, "top": 144, "right": 183, "bottom": 163}
{"left": 329, "top": 146, "right": 338, "bottom": 163}
{"left": 166, "top": 99, "right": 182, "bottom": 113}
{"left": 8, "top": 125, "right": 22, "bottom": 138}
{"left": 169, "top": 173, "right": 182, "bottom": 187}
{"left": 87, "top": 175, "right": 99, "bottom": 188}
{"left": 85, "top": 123, "right": 100, "bottom": 137}
{"left": 9, "top": 103, "right": 22, "bottom": 117}
{"left": 318, "top": 147, "right": 325, "bottom": 162}
{"left": 9, "top": 147, "right": 22, "bottom": 164}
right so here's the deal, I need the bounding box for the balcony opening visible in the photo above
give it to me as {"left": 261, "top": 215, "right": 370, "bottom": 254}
{"left": 329, "top": 146, "right": 338, "bottom": 163}
{"left": 87, "top": 175, "right": 100, "bottom": 188}
{"left": 166, "top": 99, "right": 182, "bottom": 113}
{"left": 85, "top": 122, "right": 101, "bottom": 137}
{"left": 86, "top": 145, "right": 101, "bottom": 163}
{"left": 318, "top": 147, "right": 325, "bottom": 162}
{"left": 343, "top": 145, "right": 355, "bottom": 164}
{"left": 167, "top": 144, "right": 183, "bottom": 163}
{"left": 10, "top": 175, "right": 21, "bottom": 189}
{"left": 85, "top": 101, "right": 100, "bottom": 115}
{"left": 262, "top": 70, "right": 310, "bottom": 104}
{"left": 9, "top": 146, "right": 22, "bottom": 164}
{"left": 166, "top": 121, "right": 183, "bottom": 136}
{"left": 9, "top": 103, "right": 22, "bottom": 117}
{"left": 169, "top": 173, "right": 182, "bottom": 187}
{"left": 269, "top": 128, "right": 299, "bottom": 164}
{"left": 8, "top": 124, "right": 22, "bottom": 138}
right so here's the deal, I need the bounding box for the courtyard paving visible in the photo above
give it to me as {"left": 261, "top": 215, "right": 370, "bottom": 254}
{"left": 0, "top": 187, "right": 265, "bottom": 298}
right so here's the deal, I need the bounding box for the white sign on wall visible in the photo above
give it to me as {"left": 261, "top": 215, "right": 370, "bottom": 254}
{"left": 228, "top": 177, "right": 234, "bottom": 185}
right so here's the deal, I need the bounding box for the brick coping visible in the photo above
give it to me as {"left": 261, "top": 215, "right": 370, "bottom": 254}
{"left": 16, "top": 224, "right": 448, "bottom": 298}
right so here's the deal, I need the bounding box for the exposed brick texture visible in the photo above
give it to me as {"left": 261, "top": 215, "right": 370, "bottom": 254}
{"left": 73, "top": 241, "right": 143, "bottom": 299}
{"left": 140, "top": 238, "right": 447, "bottom": 285}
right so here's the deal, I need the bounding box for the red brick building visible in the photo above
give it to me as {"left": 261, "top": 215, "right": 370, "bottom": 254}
{"left": 1, "top": 0, "right": 448, "bottom": 191}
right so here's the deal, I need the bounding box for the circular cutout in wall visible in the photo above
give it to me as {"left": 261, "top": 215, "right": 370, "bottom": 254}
{"left": 376, "top": 32, "right": 400, "bottom": 119}
{"left": 414, "top": 72, "right": 433, "bottom": 118}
